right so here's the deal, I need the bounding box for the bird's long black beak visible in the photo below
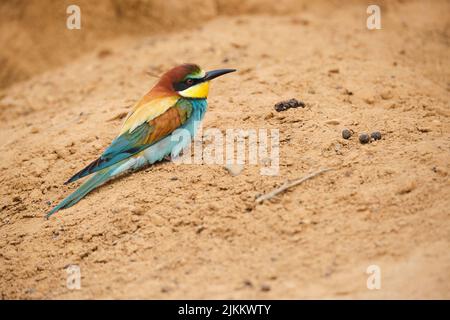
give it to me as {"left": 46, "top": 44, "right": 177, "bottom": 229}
{"left": 203, "top": 69, "right": 236, "bottom": 81}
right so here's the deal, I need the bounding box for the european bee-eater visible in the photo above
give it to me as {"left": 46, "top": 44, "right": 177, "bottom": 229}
{"left": 47, "top": 64, "right": 236, "bottom": 218}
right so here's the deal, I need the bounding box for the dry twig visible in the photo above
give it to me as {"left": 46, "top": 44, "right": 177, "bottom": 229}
{"left": 255, "top": 168, "right": 333, "bottom": 203}
{"left": 145, "top": 70, "right": 161, "bottom": 78}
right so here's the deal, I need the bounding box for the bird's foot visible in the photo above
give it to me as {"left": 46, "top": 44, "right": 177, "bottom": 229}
{"left": 165, "top": 150, "right": 184, "bottom": 162}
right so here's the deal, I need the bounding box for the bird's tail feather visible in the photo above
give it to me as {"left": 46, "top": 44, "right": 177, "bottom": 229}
{"left": 46, "top": 160, "right": 130, "bottom": 219}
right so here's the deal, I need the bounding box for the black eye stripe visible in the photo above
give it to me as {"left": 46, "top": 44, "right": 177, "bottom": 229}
{"left": 173, "top": 77, "right": 203, "bottom": 91}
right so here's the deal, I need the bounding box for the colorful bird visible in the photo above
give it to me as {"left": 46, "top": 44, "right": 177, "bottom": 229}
{"left": 47, "top": 64, "right": 236, "bottom": 218}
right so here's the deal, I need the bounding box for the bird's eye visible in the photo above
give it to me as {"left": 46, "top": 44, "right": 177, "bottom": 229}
{"left": 185, "top": 78, "right": 194, "bottom": 85}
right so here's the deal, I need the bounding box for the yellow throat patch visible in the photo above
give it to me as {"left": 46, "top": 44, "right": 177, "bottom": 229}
{"left": 178, "top": 81, "right": 210, "bottom": 99}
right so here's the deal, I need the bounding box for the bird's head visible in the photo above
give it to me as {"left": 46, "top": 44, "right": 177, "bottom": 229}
{"left": 155, "top": 64, "right": 236, "bottom": 99}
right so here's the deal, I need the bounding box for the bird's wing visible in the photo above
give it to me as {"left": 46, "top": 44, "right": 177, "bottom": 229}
{"left": 65, "top": 96, "right": 193, "bottom": 184}
{"left": 120, "top": 96, "right": 179, "bottom": 134}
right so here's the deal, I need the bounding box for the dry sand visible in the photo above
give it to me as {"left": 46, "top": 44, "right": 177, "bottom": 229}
{"left": 0, "top": 0, "right": 449, "bottom": 299}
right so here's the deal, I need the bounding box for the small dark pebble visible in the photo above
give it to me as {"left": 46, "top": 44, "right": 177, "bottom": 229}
{"left": 160, "top": 286, "right": 171, "bottom": 293}
{"left": 328, "top": 68, "right": 340, "bottom": 74}
{"left": 274, "top": 98, "right": 305, "bottom": 112}
{"left": 97, "top": 49, "right": 112, "bottom": 58}
{"left": 359, "top": 133, "right": 370, "bottom": 144}
{"left": 342, "top": 129, "right": 352, "bottom": 139}
{"left": 261, "top": 284, "right": 271, "bottom": 292}
{"left": 196, "top": 226, "right": 205, "bottom": 234}
{"left": 243, "top": 280, "right": 253, "bottom": 287}
{"left": 371, "top": 131, "right": 382, "bottom": 140}
{"left": 344, "top": 89, "right": 353, "bottom": 95}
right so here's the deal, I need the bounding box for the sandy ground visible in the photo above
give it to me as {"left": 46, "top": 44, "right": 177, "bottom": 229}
{"left": 1, "top": 1, "right": 450, "bottom": 299}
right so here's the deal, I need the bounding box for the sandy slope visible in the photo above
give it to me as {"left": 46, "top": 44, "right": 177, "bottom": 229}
{"left": 1, "top": 1, "right": 449, "bottom": 299}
